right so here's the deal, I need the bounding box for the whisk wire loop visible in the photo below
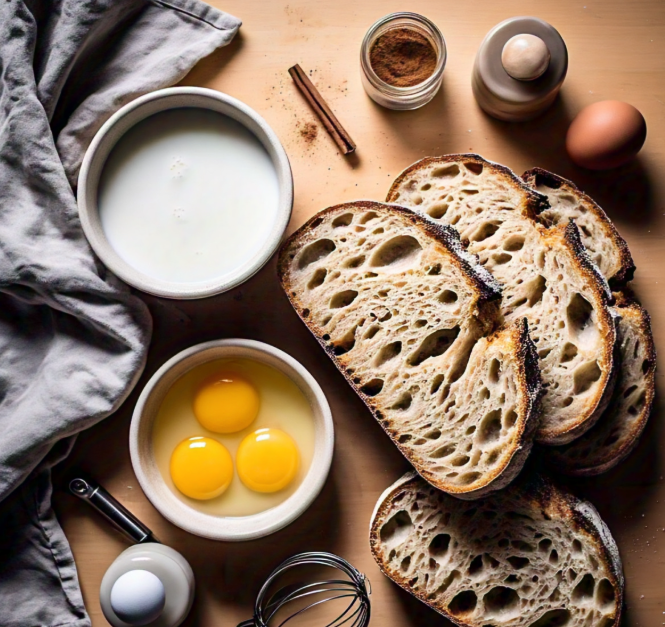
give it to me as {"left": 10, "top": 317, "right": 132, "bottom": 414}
{"left": 238, "top": 552, "right": 371, "bottom": 627}
{"left": 274, "top": 593, "right": 354, "bottom": 627}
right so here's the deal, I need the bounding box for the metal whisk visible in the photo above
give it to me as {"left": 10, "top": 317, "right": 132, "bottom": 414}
{"left": 237, "top": 552, "right": 371, "bottom": 627}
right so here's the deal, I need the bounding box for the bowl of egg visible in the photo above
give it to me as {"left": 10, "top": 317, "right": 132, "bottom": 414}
{"left": 130, "top": 340, "right": 334, "bottom": 540}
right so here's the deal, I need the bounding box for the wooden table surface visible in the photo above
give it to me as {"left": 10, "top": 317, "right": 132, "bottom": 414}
{"left": 53, "top": 1, "right": 665, "bottom": 625}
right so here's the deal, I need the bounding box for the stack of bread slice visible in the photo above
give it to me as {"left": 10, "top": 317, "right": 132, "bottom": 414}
{"left": 389, "top": 156, "right": 619, "bottom": 447}
{"left": 389, "top": 155, "right": 655, "bottom": 472}
{"left": 521, "top": 168, "right": 655, "bottom": 476}
{"left": 278, "top": 154, "right": 652, "bottom": 626}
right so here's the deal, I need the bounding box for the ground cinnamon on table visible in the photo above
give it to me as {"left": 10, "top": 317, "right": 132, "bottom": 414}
{"left": 369, "top": 28, "right": 437, "bottom": 87}
{"left": 300, "top": 121, "right": 318, "bottom": 144}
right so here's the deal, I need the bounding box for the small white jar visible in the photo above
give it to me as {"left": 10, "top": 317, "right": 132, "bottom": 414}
{"left": 100, "top": 544, "right": 195, "bottom": 627}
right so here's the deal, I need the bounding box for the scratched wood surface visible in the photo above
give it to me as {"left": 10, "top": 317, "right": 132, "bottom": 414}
{"left": 53, "top": 1, "right": 665, "bottom": 625}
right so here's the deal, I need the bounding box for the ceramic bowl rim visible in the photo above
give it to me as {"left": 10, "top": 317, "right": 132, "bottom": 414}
{"left": 129, "top": 339, "right": 334, "bottom": 541}
{"left": 77, "top": 87, "right": 293, "bottom": 300}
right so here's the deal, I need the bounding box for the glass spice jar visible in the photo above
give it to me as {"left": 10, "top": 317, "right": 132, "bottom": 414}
{"left": 360, "top": 12, "right": 447, "bottom": 111}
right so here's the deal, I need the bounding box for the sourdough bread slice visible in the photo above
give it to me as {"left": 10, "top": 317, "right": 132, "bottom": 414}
{"left": 522, "top": 168, "right": 635, "bottom": 285}
{"left": 370, "top": 471, "right": 624, "bottom": 627}
{"left": 278, "top": 201, "right": 542, "bottom": 498}
{"left": 387, "top": 155, "right": 617, "bottom": 445}
{"left": 547, "top": 291, "right": 656, "bottom": 475}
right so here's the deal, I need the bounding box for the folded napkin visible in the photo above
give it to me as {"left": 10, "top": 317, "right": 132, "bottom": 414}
{"left": 0, "top": 1, "right": 240, "bottom": 625}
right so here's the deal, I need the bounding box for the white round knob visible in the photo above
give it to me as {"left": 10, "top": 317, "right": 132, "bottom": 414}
{"left": 110, "top": 570, "right": 165, "bottom": 626}
{"left": 501, "top": 34, "right": 551, "bottom": 81}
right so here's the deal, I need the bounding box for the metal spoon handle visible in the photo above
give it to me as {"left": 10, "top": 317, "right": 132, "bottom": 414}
{"left": 69, "top": 476, "right": 158, "bottom": 545}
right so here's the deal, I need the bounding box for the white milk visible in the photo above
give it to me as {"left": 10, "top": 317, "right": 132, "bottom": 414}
{"left": 98, "top": 108, "right": 280, "bottom": 284}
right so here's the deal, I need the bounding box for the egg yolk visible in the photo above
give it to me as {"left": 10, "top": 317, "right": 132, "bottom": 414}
{"left": 170, "top": 437, "right": 233, "bottom": 500}
{"left": 193, "top": 371, "right": 259, "bottom": 434}
{"left": 236, "top": 428, "right": 299, "bottom": 493}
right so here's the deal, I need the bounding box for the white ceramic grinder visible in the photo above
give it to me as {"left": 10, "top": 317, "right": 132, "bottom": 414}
{"left": 100, "top": 544, "right": 194, "bottom": 627}
{"left": 69, "top": 478, "right": 194, "bottom": 627}
{"left": 472, "top": 16, "right": 568, "bottom": 121}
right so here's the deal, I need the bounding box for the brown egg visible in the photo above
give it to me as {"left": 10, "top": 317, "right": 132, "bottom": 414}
{"left": 566, "top": 100, "right": 647, "bottom": 170}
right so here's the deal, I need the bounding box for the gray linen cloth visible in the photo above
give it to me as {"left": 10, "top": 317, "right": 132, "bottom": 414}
{"left": 0, "top": 1, "right": 240, "bottom": 625}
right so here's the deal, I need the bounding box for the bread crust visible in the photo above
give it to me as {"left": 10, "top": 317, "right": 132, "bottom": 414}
{"left": 369, "top": 471, "right": 624, "bottom": 627}
{"left": 522, "top": 167, "right": 635, "bottom": 285}
{"left": 278, "top": 201, "right": 541, "bottom": 498}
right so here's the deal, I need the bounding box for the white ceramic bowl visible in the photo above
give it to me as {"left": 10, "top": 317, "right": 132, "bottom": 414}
{"left": 129, "top": 340, "right": 334, "bottom": 541}
{"left": 77, "top": 87, "right": 293, "bottom": 299}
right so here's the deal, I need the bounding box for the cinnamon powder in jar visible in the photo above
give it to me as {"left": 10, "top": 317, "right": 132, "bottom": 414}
{"left": 369, "top": 28, "right": 437, "bottom": 87}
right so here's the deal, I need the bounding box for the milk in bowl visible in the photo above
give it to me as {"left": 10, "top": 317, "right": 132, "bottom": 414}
{"left": 97, "top": 107, "right": 281, "bottom": 286}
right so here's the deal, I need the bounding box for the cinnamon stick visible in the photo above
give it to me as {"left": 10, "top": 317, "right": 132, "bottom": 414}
{"left": 288, "top": 64, "right": 356, "bottom": 155}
